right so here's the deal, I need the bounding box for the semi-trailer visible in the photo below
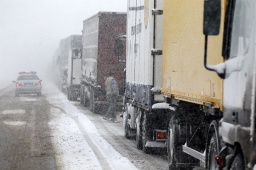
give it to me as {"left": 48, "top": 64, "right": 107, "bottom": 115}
{"left": 122, "top": 0, "right": 169, "bottom": 153}
{"left": 80, "top": 12, "right": 126, "bottom": 113}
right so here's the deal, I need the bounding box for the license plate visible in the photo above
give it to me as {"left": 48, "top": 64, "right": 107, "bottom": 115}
{"left": 24, "top": 83, "right": 33, "bottom": 86}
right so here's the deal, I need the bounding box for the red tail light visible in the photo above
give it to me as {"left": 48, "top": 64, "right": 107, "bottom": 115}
{"left": 16, "top": 83, "right": 22, "bottom": 87}
{"left": 98, "top": 95, "right": 106, "bottom": 101}
{"left": 35, "top": 82, "right": 41, "bottom": 87}
{"left": 215, "top": 155, "right": 225, "bottom": 168}
{"left": 155, "top": 130, "right": 167, "bottom": 141}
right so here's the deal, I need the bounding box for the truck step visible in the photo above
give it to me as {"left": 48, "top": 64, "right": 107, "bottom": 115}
{"left": 145, "top": 141, "right": 166, "bottom": 148}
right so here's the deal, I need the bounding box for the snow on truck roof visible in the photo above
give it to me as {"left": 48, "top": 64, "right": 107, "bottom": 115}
{"left": 19, "top": 71, "right": 37, "bottom": 75}
{"left": 83, "top": 11, "right": 126, "bottom": 22}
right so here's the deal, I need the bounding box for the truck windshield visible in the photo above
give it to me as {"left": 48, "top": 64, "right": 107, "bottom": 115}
{"left": 230, "top": 0, "right": 252, "bottom": 59}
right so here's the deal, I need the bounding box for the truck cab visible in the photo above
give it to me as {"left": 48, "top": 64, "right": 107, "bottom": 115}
{"left": 203, "top": 0, "right": 256, "bottom": 169}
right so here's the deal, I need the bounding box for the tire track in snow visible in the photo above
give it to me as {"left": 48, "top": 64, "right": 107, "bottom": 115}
{"left": 72, "top": 117, "right": 112, "bottom": 170}
{"left": 46, "top": 82, "right": 138, "bottom": 169}
{"left": 69, "top": 112, "right": 138, "bottom": 170}
{"left": 75, "top": 104, "right": 168, "bottom": 170}
{"left": 49, "top": 101, "right": 109, "bottom": 167}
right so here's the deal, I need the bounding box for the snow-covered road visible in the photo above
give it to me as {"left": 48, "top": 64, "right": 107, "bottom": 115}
{"left": 0, "top": 80, "right": 168, "bottom": 169}
{"left": 46, "top": 82, "right": 138, "bottom": 170}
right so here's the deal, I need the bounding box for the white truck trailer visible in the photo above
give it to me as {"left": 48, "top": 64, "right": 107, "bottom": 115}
{"left": 59, "top": 35, "right": 82, "bottom": 101}
{"left": 67, "top": 48, "right": 82, "bottom": 100}
{"left": 123, "top": 0, "right": 169, "bottom": 153}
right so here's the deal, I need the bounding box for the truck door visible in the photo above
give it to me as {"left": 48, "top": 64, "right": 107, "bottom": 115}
{"left": 223, "top": 0, "right": 255, "bottom": 128}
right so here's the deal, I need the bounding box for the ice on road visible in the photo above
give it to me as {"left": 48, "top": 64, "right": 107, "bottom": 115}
{"left": 46, "top": 82, "right": 138, "bottom": 170}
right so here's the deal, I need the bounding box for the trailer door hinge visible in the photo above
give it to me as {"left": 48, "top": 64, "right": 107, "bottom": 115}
{"left": 152, "top": 9, "right": 163, "bottom": 15}
{"left": 151, "top": 49, "right": 162, "bottom": 55}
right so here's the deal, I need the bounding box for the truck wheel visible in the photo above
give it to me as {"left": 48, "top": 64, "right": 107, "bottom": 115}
{"left": 230, "top": 151, "right": 245, "bottom": 170}
{"left": 67, "top": 89, "right": 71, "bottom": 100}
{"left": 136, "top": 117, "right": 142, "bottom": 149}
{"left": 124, "top": 110, "right": 131, "bottom": 138}
{"left": 89, "top": 90, "right": 95, "bottom": 113}
{"left": 82, "top": 92, "right": 88, "bottom": 107}
{"left": 168, "top": 115, "right": 179, "bottom": 169}
{"left": 84, "top": 95, "right": 89, "bottom": 107}
{"left": 80, "top": 92, "right": 84, "bottom": 104}
{"left": 15, "top": 91, "right": 19, "bottom": 97}
{"left": 80, "top": 97, "right": 84, "bottom": 104}
{"left": 167, "top": 115, "right": 186, "bottom": 170}
{"left": 207, "top": 132, "right": 218, "bottom": 170}
{"left": 142, "top": 113, "right": 150, "bottom": 154}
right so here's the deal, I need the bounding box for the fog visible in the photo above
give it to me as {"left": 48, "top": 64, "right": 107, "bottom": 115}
{"left": 0, "top": 0, "right": 127, "bottom": 81}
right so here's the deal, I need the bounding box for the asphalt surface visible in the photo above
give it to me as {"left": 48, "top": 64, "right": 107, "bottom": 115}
{"left": 0, "top": 82, "right": 218, "bottom": 170}
{"left": 0, "top": 85, "right": 56, "bottom": 170}
{"left": 0, "top": 83, "right": 169, "bottom": 170}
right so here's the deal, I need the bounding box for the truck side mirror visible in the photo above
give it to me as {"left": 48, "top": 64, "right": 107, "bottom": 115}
{"left": 203, "top": 0, "right": 221, "bottom": 35}
{"left": 203, "top": 0, "right": 225, "bottom": 79}
{"left": 114, "top": 39, "right": 124, "bottom": 56}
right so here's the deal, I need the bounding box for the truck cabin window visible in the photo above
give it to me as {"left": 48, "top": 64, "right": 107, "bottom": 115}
{"left": 229, "top": 0, "right": 251, "bottom": 59}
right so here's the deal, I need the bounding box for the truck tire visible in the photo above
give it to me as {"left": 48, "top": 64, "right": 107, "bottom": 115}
{"left": 142, "top": 113, "right": 150, "bottom": 154}
{"left": 124, "top": 115, "right": 129, "bottom": 138}
{"left": 124, "top": 109, "right": 131, "bottom": 138}
{"left": 230, "top": 151, "right": 245, "bottom": 170}
{"left": 15, "top": 91, "right": 19, "bottom": 97}
{"left": 37, "top": 92, "right": 42, "bottom": 96}
{"left": 167, "top": 115, "right": 186, "bottom": 170}
{"left": 136, "top": 117, "right": 142, "bottom": 150}
{"left": 83, "top": 92, "right": 89, "bottom": 107}
{"left": 89, "top": 90, "right": 95, "bottom": 113}
{"left": 67, "top": 88, "right": 71, "bottom": 100}
{"left": 207, "top": 132, "right": 218, "bottom": 170}
{"left": 80, "top": 95, "right": 84, "bottom": 104}
{"left": 80, "top": 89, "right": 84, "bottom": 104}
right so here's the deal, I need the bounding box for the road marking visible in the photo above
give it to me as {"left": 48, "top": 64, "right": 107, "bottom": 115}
{"left": 29, "top": 110, "right": 42, "bottom": 157}
{"left": 3, "top": 121, "right": 26, "bottom": 126}
{"left": 2, "top": 109, "right": 25, "bottom": 114}
{"left": 19, "top": 97, "right": 38, "bottom": 102}
{"left": 73, "top": 117, "right": 112, "bottom": 170}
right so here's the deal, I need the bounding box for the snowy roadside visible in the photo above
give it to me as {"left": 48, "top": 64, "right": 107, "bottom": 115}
{"left": 45, "top": 82, "right": 138, "bottom": 170}
{"left": 0, "top": 80, "right": 13, "bottom": 90}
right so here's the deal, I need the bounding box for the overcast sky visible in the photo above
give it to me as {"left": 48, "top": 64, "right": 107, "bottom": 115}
{"left": 0, "top": 0, "right": 127, "bottom": 80}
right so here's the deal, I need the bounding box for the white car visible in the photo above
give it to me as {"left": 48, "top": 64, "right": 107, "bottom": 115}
{"left": 13, "top": 71, "right": 42, "bottom": 96}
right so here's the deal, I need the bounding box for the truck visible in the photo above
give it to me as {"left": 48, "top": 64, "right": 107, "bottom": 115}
{"left": 121, "top": 0, "right": 170, "bottom": 153}
{"left": 56, "top": 35, "right": 82, "bottom": 100}
{"left": 203, "top": 0, "right": 256, "bottom": 169}
{"left": 160, "top": 0, "right": 256, "bottom": 170}
{"left": 80, "top": 12, "right": 126, "bottom": 113}
{"left": 67, "top": 36, "right": 82, "bottom": 101}
{"left": 160, "top": 0, "right": 226, "bottom": 169}
{"left": 55, "top": 38, "right": 69, "bottom": 93}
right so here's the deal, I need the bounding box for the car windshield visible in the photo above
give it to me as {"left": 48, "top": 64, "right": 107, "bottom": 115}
{"left": 17, "top": 75, "right": 39, "bottom": 80}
